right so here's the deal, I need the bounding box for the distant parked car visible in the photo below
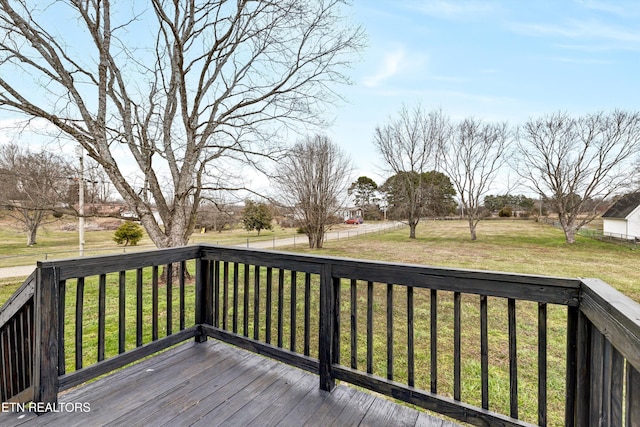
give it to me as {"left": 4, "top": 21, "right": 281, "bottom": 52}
{"left": 345, "top": 218, "right": 359, "bottom": 224}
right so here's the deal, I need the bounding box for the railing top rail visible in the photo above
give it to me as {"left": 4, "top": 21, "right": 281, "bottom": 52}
{"left": 0, "top": 269, "right": 35, "bottom": 326}
{"left": 37, "top": 245, "right": 201, "bottom": 280}
{"left": 201, "top": 244, "right": 582, "bottom": 306}
{"left": 34, "top": 242, "right": 582, "bottom": 305}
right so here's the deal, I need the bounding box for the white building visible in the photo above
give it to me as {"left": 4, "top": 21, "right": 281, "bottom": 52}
{"left": 602, "top": 193, "right": 640, "bottom": 240}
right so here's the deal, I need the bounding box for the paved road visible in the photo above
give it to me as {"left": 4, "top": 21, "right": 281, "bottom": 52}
{"left": 0, "top": 222, "right": 403, "bottom": 280}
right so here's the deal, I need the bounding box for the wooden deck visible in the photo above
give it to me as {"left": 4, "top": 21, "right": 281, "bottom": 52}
{"left": 0, "top": 339, "right": 459, "bottom": 427}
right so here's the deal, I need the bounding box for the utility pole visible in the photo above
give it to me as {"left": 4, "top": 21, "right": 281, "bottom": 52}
{"left": 76, "top": 146, "right": 85, "bottom": 256}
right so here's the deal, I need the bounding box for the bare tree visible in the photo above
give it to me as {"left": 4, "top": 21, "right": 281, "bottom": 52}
{"left": 441, "top": 118, "right": 511, "bottom": 240}
{"left": 274, "top": 134, "right": 352, "bottom": 248}
{"left": 65, "top": 156, "right": 116, "bottom": 212}
{"left": 373, "top": 105, "right": 449, "bottom": 238}
{"left": 517, "top": 111, "right": 640, "bottom": 243}
{"left": 0, "top": 0, "right": 364, "bottom": 248}
{"left": 0, "top": 144, "right": 73, "bottom": 245}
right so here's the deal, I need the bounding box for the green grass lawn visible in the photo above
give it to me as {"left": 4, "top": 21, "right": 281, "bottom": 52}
{"left": 291, "top": 218, "right": 640, "bottom": 303}
{"left": 0, "top": 215, "right": 302, "bottom": 268}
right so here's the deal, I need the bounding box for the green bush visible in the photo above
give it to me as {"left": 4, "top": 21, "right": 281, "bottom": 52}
{"left": 498, "top": 206, "right": 513, "bottom": 217}
{"left": 113, "top": 221, "right": 144, "bottom": 246}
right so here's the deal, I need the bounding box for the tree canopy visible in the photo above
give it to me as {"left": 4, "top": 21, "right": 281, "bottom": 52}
{"left": 348, "top": 176, "right": 378, "bottom": 220}
{"left": 484, "top": 194, "right": 535, "bottom": 213}
{"left": 0, "top": 0, "right": 364, "bottom": 248}
{"left": 381, "top": 170, "right": 456, "bottom": 221}
{"left": 242, "top": 201, "right": 273, "bottom": 236}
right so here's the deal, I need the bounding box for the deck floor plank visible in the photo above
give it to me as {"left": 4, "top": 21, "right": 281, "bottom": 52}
{"left": 122, "top": 347, "right": 263, "bottom": 427}
{"left": 0, "top": 339, "right": 461, "bottom": 426}
{"left": 165, "top": 358, "right": 290, "bottom": 427}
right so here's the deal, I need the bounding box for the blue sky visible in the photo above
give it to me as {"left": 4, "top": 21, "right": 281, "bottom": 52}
{"left": 329, "top": 0, "right": 640, "bottom": 184}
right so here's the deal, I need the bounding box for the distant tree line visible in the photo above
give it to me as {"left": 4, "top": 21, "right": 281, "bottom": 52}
{"left": 372, "top": 105, "right": 640, "bottom": 243}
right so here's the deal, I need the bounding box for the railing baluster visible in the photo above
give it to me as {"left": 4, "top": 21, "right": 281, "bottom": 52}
{"left": 98, "top": 274, "right": 107, "bottom": 360}
{"left": 223, "top": 262, "right": 229, "bottom": 330}
{"left": 75, "top": 277, "right": 84, "bottom": 370}
{"left": 538, "top": 302, "right": 547, "bottom": 426}
{"left": 14, "top": 310, "right": 29, "bottom": 390}
{"left": 627, "top": 361, "right": 640, "bottom": 426}
{"left": 277, "top": 269, "right": 284, "bottom": 348}
{"left": 589, "top": 326, "right": 605, "bottom": 424}
{"left": 213, "top": 261, "right": 219, "bottom": 329}
{"left": 407, "top": 286, "right": 414, "bottom": 387}
{"left": 431, "top": 289, "right": 437, "bottom": 393}
{"left": 350, "top": 278, "right": 357, "bottom": 369}
{"left": 9, "top": 323, "right": 17, "bottom": 395}
{"left": 265, "top": 267, "right": 272, "bottom": 344}
{"left": 601, "top": 338, "right": 612, "bottom": 424}
{"left": 304, "top": 272, "right": 311, "bottom": 356}
{"left": 152, "top": 266, "right": 158, "bottom": 341}
{"left": 180, "top": 261, "right": 186, "bottom": 331}
{"left": 167, "top": 264, "right": 173, "bottom": 335}
{"left": 243, "top": 263, "right": 249, "bottom": 337}
{"left": 606, "top": 342, "right": 623, "bottom": 425}
{"left": 20, "top": 307, "right": 31, "bottom": 391}
{"left": 119, "top": 271, "right": 126, "bottom": 353}
{"left": 564, "top": 306, "right": 577, "bottom": 426}
{"left": 367, "top": 281, "right": 373, "bottom": 374}
{"left": 135, "top": 269, "right": 142, "bottom": 347}
{"left": 332, "top": 277, "right": 341, "bottom": 366}
{"left": 253, "top": 265, "right": 260, "bottom": 340}
{"left": 575, "top": 310, "right": 591, "bottom": 426}
{"left": 58, "top": 279, "right": 66, "bottom": 376}
{"left": 0, "top": 329, "right": 7, "bottom": 400}
{"left": 480, "top": 294, "right": 488, "bottom": 410}
{"left": 509, "top": 298, "right": 518, "bottom": 419}
{"left": 454, "top": 291, "right": 461, "bottom": 401}
{"left": 387, "top": 283, "right": 393, "bottom": 381}
{"left": 290, "top": 271, "right": 297, "bottom": 351}
{"left": 233, "top": 262, "right": 239, "bottom": 334}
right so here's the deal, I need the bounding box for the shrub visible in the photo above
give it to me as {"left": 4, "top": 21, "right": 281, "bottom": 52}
{"left": 113, "top": 221, "right": 144, "bottom": 246}
{"left": 498, "top": 206, "right": 513, "bottom": 217}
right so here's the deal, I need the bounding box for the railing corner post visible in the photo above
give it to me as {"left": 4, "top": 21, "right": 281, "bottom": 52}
{"left": 195, "top": 255, "right": 211, "bottom": 343}
{"left": 33, "top": 264, "right": 59, "bottom": 405}
{"left": 319, "top": 262, "right": 335, "bottom": 392}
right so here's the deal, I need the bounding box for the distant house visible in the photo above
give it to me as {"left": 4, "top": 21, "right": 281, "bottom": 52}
{"left": 602, "top": 192, "right": 640, "bottom": 240}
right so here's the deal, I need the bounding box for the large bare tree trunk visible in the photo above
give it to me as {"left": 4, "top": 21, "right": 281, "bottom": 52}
{"left": 468, "top": 218, "right": 477, "bottom": 241}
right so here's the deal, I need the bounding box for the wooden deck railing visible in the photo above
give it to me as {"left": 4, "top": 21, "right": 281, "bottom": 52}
{"left": 0, "top": 271, "right": 35, "bottom": 403}
{"left": 0, "top": 244, "right": 638, "bottom": 426}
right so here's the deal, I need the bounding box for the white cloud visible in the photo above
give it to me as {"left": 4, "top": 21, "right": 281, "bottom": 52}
{"left": 362, "top": 48, "right": 407, "bottom": 88}
{"left": 361, "top": 45, "right": 429, "bottom": 88}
